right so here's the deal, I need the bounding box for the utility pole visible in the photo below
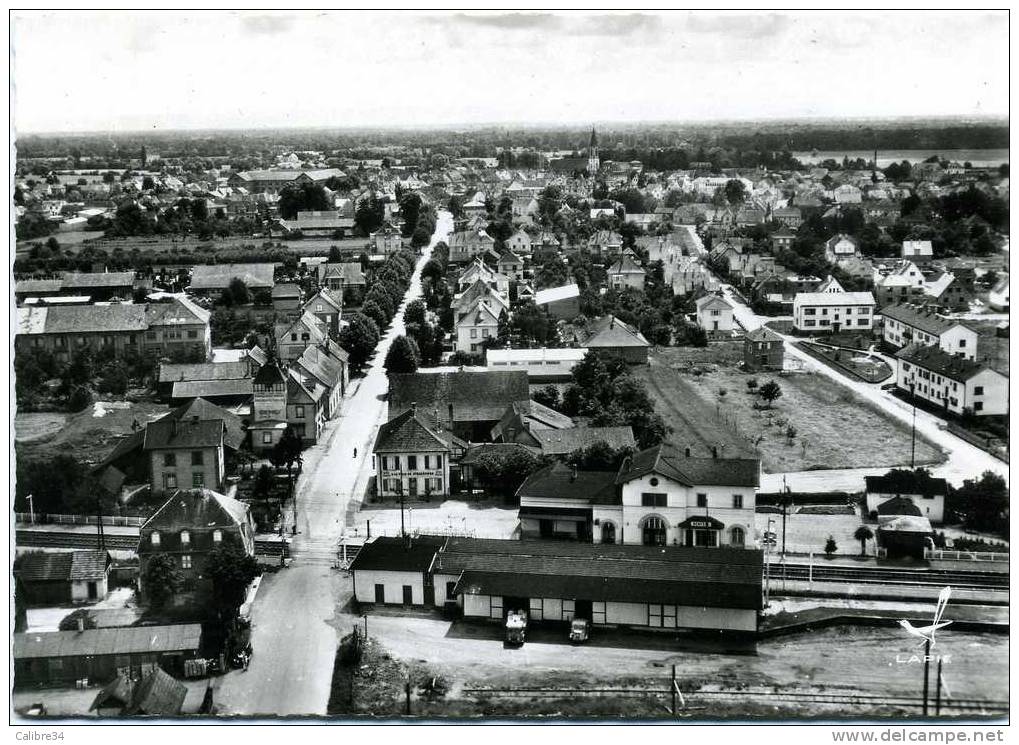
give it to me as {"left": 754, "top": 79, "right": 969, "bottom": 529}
{"left": 934, "top": 658, "right": 943, "bottom": 716}
{"left": 671, "top": 665, "right": 677, "bottom": 716}
{"left": 910, "top": 381, "right": 918, "bottom": 469}
{"left": 405, "top": 679, "right": 412, "bottom": 716}
{"left": 922, "top": 637, "right": 931, "bottom": 717}
{"left": 96, "top": 497, "right": 106, "bottom": 552}
{"left": 26, "top": 494, "right": 34, "bottom": 525}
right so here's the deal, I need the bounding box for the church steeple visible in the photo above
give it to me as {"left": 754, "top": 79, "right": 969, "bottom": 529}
{"left": 589, "top": 127, "right": 598, "bottom": 149}
{"left": 587, "top": 126, "right": 600, "bottom": 174}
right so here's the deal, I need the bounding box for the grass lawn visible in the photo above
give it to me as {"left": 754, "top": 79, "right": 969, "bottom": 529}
{"left": 637, "top": 347, "right": 945, "bottom": 474}
{"left": 799, "top": 342, "right": 893, "bottom": 383}
{"left": 755, "top": 511, "right": 869, "bottom": 556}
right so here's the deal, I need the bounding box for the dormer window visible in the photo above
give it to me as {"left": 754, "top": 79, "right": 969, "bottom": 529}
{"left": 180, "top": 530, "right": 190, "bottom": 546}
{"left": 213, "top": 530, "right": 222, "bottom": 543}
{"left": 151, "top": 531, "right": 161, "bottom": 547}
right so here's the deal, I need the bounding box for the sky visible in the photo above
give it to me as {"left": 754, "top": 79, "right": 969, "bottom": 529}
{"left": 11, "top": 11, "right": 1010, "bottom": 134}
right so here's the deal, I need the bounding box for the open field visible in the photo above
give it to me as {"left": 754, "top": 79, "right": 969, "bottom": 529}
{"left": 18, "top": 234, "right": 375, "bottom": 260}
{"left": 636, "top": 347, "right": 945, "bottom": 474}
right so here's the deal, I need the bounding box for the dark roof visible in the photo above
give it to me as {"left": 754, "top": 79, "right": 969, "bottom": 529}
{"left": 516, "top": 463, "right": 618, "bottom": 505}
{"left": 581, "top": 315, "right": 650, "bottom": 349}
{"left": 143, "top": 418, "right": 224, "bottom": 450}
{"left": 14, "top": 624, "right": 202, "bottom": 660}
{"left": 864, "top": 471, "right": 948, "bottom": 498}
{"left": 617, "top": 443, "right": 760, "bottom": 487}
{"left": 253, "top": 360, "right": 287, "bottom": 386}
{"left": 895, "top": 343, "right": 997, "bottom": 383}
{"left": 158, "top": 361, "right": 250, "bottom": 385}
{"left": 141, "top": 489, "right": 250, "bottom": 533}
{"left": 881, "top": 303, "right": 968, "bottom": 336}
{"left": 388, "top": 371, "right": 530, "bottom": 423}
{"left": 745, "top": 326, "right": 784, "bottom": 344}
{"left": 436, "top": 538, "right": 762, "bottom": 611}
{"left": 189, "top": 263, "right": 275, "bottom": 290}
{"left": 374, "top": 408, "right": 463, "bottom": 453}
{"left": 93, "top": 668, "right": 187, "bottom": 716}
{"left": 16, "top": 550, "right": 109, "bottom": 583}
{"left": 530, "top": 426, "right": 635, "bottom": 456}
{"left": 876, "top": 496, "right": 924, "bottom": 517}
{"left": 349, "top": 535, "right": 447, "bottom": 573}
{"left": 171, "top": 378, "right": 253, "bottom": 400}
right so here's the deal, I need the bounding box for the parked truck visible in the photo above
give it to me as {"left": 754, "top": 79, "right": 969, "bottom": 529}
{"left": 505, "top": 610, "right": 528, "bottom": 646}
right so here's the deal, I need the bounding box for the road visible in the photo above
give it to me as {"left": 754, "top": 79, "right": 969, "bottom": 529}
{"left": 719, "top": 284, "right": 1008, "bottom": 489}
{"left": 214, "top": 211, "right": 453, "bottom": 716}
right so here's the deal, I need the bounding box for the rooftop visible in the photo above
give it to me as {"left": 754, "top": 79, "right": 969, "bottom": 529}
{"left": 617, "top": 443, "right": 760, "bottom": 488}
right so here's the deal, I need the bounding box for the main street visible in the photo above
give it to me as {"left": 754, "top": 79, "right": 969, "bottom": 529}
{"left": 215, "top": 211, "right": 453, "bottom": 716}
{"left": 719, "top": 284, "right": 1009, "bottom": 490}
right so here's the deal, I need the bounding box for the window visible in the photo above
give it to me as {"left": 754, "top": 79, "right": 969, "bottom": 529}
{"left": 434, "top": 454, "right": 443, "bottom": 470}
{"left": 163, "top": 453, "right": 176, "bottom": 467}
{"left": 732, "top": 494, "right": 744, "bottom": 509}
{"left": 730, "top": 526, "right": 746, "bottom": 546}
{"left": 974, "top": 402, "right": 984, "bottom": 412}
{"left": 181, "top": 555, "right": 192, "bottom": 570}
{"left": 191, "top": 451, "right": 204, "bottom": 466}
{"left": 180, "top": 530, "right": 190, "bottom": 545}
{"left": 711, "top": 309, "right": 720, "bottom": 316}
{"left": 959, "top": 339, "right": 966, "bottom": 348}
{"left": 146, "top": 331, "right": 156, "bottom": 340}
{"left": 803, "top": 320, "right": 816, "bottom": 328}
{"left": 482, "top": 328, "right": 490, "bottom": 338}
{"left": 408, "top": 455, "right": 418, "bottom": 470}
{"left": 262, "top": 432, "right": 272, "bottom": 444}
{"left": 150, "top": 531, "right": 160, "bottom": 547}
{"left": 804, "top": 308, "right": 816, "bottom": 315}
{"left": 641, "top": 492, "right": 667, "bottom": 507}
{"left": 470, "top": 328, "right": 478, "bottom": 339}
{"left": 974, "top": 386, "right": 984, "bottom": 395}
{"left": 295, "top": 405, "right": 305, "bottom": 418}
{"left": 163, "top": 473, "right": 177, "bottom": 489}
{"left": 213, "top": 530, "right": 222, "bottom": 543}
{"left": 428, "top": 477, "right": 443, "bottom": 493}
{"left": 641, "top": 516, "right": 667, "bottom": 546}
{"left": 187, "top": 329, "right": 198, "bottom": 339}
{"left": 192, "top": 472, "right": 204, "bottom": 487}
{"left": 696, "top": 493, "right": 708, "bottom": 508}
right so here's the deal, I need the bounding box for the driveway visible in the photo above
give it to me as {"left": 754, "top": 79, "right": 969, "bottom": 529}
{"left": 214, "top": 212, "right": 454, "bottom": 716}
{"left": 721, "top": 284, "right": 1008, "bottom": 488}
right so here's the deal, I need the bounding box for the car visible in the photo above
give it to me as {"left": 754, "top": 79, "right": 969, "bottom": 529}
{"left": 568, "top": 618, "right": 591, "bottom": 644}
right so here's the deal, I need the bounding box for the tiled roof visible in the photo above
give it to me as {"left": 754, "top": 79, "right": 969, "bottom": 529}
{"left": 581, "top": 315, "right": 650, "bottom": 349}
{"left": 895, "top": 343, "right": 996, "bottom": 383}
{"left": 70, "top": 550, "right": 111, "bottom": 581}
{"left": 745, "top": 326, "right": 784, "bottom": 344}
{"left": 373, "top": 408, "right": 461, "bottom": 453}
{"left": 145, "top": 296, "right": 211, "bottom": 326}
{"left": 142, "top": 418, "right": 225, "bottom": 450}
{"left": 304, "top": 288, "right": 343, "bottom": 313}
{"left": 158, "top": 361, "right": 249, "bottom": 385}
{"left": 18, "top": 304, "right": 148, "bottom": 335}
{"left": 141, "top": 488, "right": 250, "bottom": 533}
{"left": 171, "top": 378, "right": 253, "bottom": 400}
{"left": 517, "top": 462, "right": 618, "bottom": 504}
{"left": 531, "top": 425, "right": 635, "bottom": 455}
{"left": 14, "top": 624, "right": 203, "bottom": 660}
{"left": 120, "top": 668, "right": 187, "bottom": 716}
{"left": 389, "top": 371, "right": 530, "bottom": 423}
{"left": 607, "top": 253, "right": 645, "bottom": 276}
{"left": 189, "top": 263, "right": 275, "bottom": 290}
{"left": 616, "top": 443, "right": 760, "bottom": 487}
{"left": 794, "top": 291, "right": 875, "bottom": 306}
{"left": 60, "top": 272, "right": 136, "bottom": 290}
{"left": 881, "top": 303, "right": 966, "bottom": 336}
{"left": 349, "top": 536, "right": 447, "bottom": 573}
{"left": 317, "top": 262, "right": 365, "bottom": 285}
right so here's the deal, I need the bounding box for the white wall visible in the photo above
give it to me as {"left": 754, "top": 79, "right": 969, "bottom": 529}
{"left": 965, "top": 369, "right": 1009, "bottom": 416}
{"left": 353, "top": 569, "right": 425, "bottom": 605}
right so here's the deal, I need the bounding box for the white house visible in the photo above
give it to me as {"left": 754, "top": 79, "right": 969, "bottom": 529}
{"left": 895, "top": 344, "right": 1009, "bottom": 417}
{"left": 880, "top": 303, "right": 978, "bottom": 361}
{"left": 372, "top": 406, "right": 466, "bottom": 500}
{"left": 824, "top": 234, "right": 860, "bottom": 264}
{"left": 486, "top": 347, "right": 588, "bottom": 382}
{"left": 864, "top": 473, "right": 948, "bottom": 525}
{"left": 695, "top": 294, "right": 735, "bottom": 335}
{"left": 793, "top": 291, "right": 876, "bottom": 332}
{"left": 455, "top": 299, "right": 501, "bottom": 354}
{"left": 902, "top": 240, "right": 934, "bottom": 263}
{"left": 988, "top": 276, "right": 1009, "bottom": 311}
{"left": 505, "top": 230, "right": 532, "bottom": 256}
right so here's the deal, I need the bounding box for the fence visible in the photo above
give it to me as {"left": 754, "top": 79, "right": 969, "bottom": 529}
{"left": 925, "top": 548, "right": 1008, "bottom": 563}
{"left": 14, "top": 512, "right": 145, "bottom": 528}
{"left": 945, "top": 422, "right": 1009, "bottom": 464}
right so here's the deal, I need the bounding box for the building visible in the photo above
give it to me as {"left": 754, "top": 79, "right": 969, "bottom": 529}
{"left": 770, "top": 229, "right": 796, "bottom": 251}
{"left": 743, "top": 326, "right": 785, "bottom": 371}
{"left": 496, "top": 250, "right": 525, "bottom": 281}
{"left": 249, "top": 361, "right": 289, "bottom": 452}
{"left": 350, "top": 536, "right": 452, "bottom": 606}
{"left": 455, "top": 299, "right": 501, "bottom": 355}
{"left": 14, "top": 271, "right": 140, "bottom": 304}
{"left": 317, "top": 262, "right": 366, "bottom": 294}
{"left": 15, "top": 550, "right": 111, "bottom": 606}
{"left": 865, "top": 472, "right": 948, "bottom": 525}
{"left": 15, "top": 298, "right": 211, "bottom": 364}
{"left": 517, "top": 463, "right": 617, "bottom": 541}
{"left": 895, "top": 343, "right": 1008, "bottom": 417}
{"left": 188, "top": 263, "right": 275, "bottom": 294}
{"left": 534, "top": 283, "right": 580, "bottom": 320}
{"left": 792, "top": 291, "right": 876, "bottom": 333}
{"left": 505, "top": 230, "right": 532, "bottom": 257}
{"left": 13, "top": 624, "right": 203, "bottom": 688}
{"left": 448, "top": 228, "right": 495, "bottom": 264}
{"left": 902, "top": 240, "right": 934, "bottom": 263}
{"left": 156, "top": 360, "right": 253, "bottom": 398}
{"left": 456, "top": 260, "right": 510, "bottom": 296}
{"left": 988, "top": 276, "right": 1009, "bottom": 311}
{"left": 873, "top": 261, "right": 927, "bottom": 308}
{"left": 695, "top": 294, "right": 735, "bottom": 336}
{"left": 587, "top": 230, "right": 623, "bottom": 256}
{"left": 876, "top": 515, "right": 933, "bottom": 560}
{"left": 227, "top": 168, "right": 344, "bottom": 193}
{"left": 282, "top": 209, "right": 355, "bottom": 237}
{"left": 144, "top": 416, "right": 227, "bottom": 495}
{"left": 485, "top": 346, "right": 587, "bottom": 382}
{"left": 823, "top": 234, "right": 860, "bottom": 264}
{"left": 388, "top": 370, "right": 530, "bottom": 442}
{"left": 275, "top": 312, "right": 328, "bottom": 361}
{"left": 525, "top": 426, "right": 636, "bottom": 458}
{"left": 271, "top": 282, "right": 302, "bottom": 312}
{"left": 577, "top": 315, "right": 651, "bottom": 364}
{"left": 90, "top": 667, "right": 187, "bottom": 717}
{"left": 138, "top": 488, "right": 255, "bottom": 600}
{"left": 923, "top": 272, "right": 971, "bottom": 312}
{"left": 606, "top": 252, "right": 646, "bottom": 292}
{"left": 880, "top": 303, "right": 978, "bottom": 360}
{"left": 302, "top": 288, "right": 343, "bottom": 338}
{"left": 373, "top": 406, "right": 467, "bottom": 500}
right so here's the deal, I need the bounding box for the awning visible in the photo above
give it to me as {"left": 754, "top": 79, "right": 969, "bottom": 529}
{"left": 518, "top": 506, "right": 591, "bottom": 522}
{"left": 677, "top": 515, "right": 725, "bottom": 530}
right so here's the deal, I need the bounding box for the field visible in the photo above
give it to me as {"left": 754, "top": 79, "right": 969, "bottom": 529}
{"left": 798, "top": 342, "right": 892, "bottom": 383}
{"left": 636, "top": 346, "right": 944, "bottom": 473}
{"left": 19, "top": 234, "right": 374, "bottom": 260}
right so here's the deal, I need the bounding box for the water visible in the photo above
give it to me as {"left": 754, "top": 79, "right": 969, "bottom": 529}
{"left": 792, "top": 149, "right": 1008, "bottom": 168}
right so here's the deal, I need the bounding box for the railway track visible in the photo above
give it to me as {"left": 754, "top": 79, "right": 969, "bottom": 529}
{"left": 15, "top": 529, "right": 289, "bottom": 557}
{"left": 771, "top": 562, "right": 1008, "bottom": 590}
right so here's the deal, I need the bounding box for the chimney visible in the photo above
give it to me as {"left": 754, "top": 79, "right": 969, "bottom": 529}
{"left": 411, "top": 401, "right": 417, "bottom": 416}
{"left": 711, "top": 445, "right": 718, "bottom": 459}
{"left": 685, "top": 446, "right": 692, "bottom": 457}
{"left": 76, "top": 616, "right": 85, "bottom": 633}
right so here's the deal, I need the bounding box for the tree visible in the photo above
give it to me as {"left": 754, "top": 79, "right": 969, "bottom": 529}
{"left": 278, "top": 182, "right": 330, "bottom": 220}
{"left": 824, "top": 535, "right": 837, "bottom": 557}
{"left": 354, "top": 192, "right": 385, "bottom": 235}
{"left": 757, "top": 381, "right": 783, "bottom": 408}
{"left": 142, "top": 554, "right": 182, "bottom": 610}
{"left": 339, "top": 312, "right": 381, "bottom": 369}
{"left": 951, "top": 471, "right": 1009, "bottom": 534}
{"left": 403, "top": 299, "right": 426, "bottom": 327}
{"left": 853, "top": 525, "right": 874, "bottom": 556}
{"left": 746, "top": 377, "right": 759, "bottom": 391}
{"left": 384, "top": 335, "right": 421, "bottom": 375}
{"left": 565, "top": 441, "right": 636, "bottom": 471}
{"left": 360, "top": 298, "right": 389, "bottom": 331}
{"left": 226, "top": 277, "right": 251, "bottom": 306}
{"left": 205, "top": 543, "right": 261, "bottom": 620}
{"left": 532, "top": 384, "right": 560, "bottom": 411}
{"left": 273, "top": 426, "right": 304, "bottom": 474}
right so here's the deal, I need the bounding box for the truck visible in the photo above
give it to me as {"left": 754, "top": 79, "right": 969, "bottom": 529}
{"left": 505, "top": 610, "right": 528, "bottom": 646}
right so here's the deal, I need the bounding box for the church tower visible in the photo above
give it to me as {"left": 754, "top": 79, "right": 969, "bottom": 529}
{"left": 587, "top": 126, "right": 600, "bottom": 174}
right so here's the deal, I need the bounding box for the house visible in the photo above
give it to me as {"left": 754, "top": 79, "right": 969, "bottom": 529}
{"left": 15, "top": 550, "right": 112, "bottom": 606}
{"left": 388, "top": 370, "right": 530, "bottom": 442}
{"left": 249, "top": 361, "right": 290, "bottom": 452}
{"left": 455, "top": 299, "right": 501, "bottom": 354}
{"left": 370, "top": 223, "right": 404, "bottom": 255}
{"left": 876, "top": 515, "right": 934, "bottom": 560}
{"left": 586, "top": 230, "right": 623, "bottom": 256}
{"left": 302, "top": 288, "right": 343, "bottom": 338}
{"left": 373, "top": 405, "right": 467, "bottom": 500}
{"left": 771, "top": 229, "right": 796, "bottom": 251}
{"left": 156, "top": 360, "right": 252, "bottom": 398}
{"left": 902, "top": 240, "right": 934, "bottom": 264}
{"left": 772, "top": 207, "right": 803, "bottom": 228}
{"left": 283, "top": 209, "right": 355, "bottom": 237}
{"left": 275, "top": 312, "right": 328, "bottom": 362}
{"left": 534, "top": 283, "right": 580, "bottom": 320}
{"left": 988, "top": 276, "right": 1009, "bottom": 311}
{"left": 578, "top": 315, "right": 651, "bottom": 364}
{"left": 607, "top": 252, "right": 646, "bottom": 292}
{"left": 895, "top": 344, "right": 1008, "bottom": 417}
{"left": 317, "top": 262, "right": 366, "bottom": 294}
{"left": 823, "top": 234, "right": 860, "bottom": 264}
{"left": 431, "top": 537, "right": 763, "bottom": 633}
{"left": 833, "top": 184, "right": 863, "bottom": 204}
{"left": 792, "top": 291, "right": 876, "bottom": 333}
{"left": 456, "top": 259, "right": 510, "bottom": 296}
{"left": 90, "top": 667, "right": 187, "bottom": 717}
{"left": 14, "top": 271, "right": 140, "bottom": 304}
{"left": 923, "top": 272, "right": 971, "bottom": 312}
{"left": 485, "top": 346, "right": 587, "bottom": 382}
{"left": 286, "top": 367, "right": 327, "bottom": 444}
{"left": 170, "top": 378, "right": 254, "bottom": 409}
{"left": 743, "top": 326, "right": 784, "bottom": 371}
{"left": 880, "top": 303, "right": 978, "bottom": 360}
{"left": 271, "top": 283, "right": 302, "bottom": 312}
{"left": 448, "top": 228, "right": 495, "bottom": 264}
{"left": 13, "top": 624, "right": 203, "bottom": 688}
{"left": 188, "top": 263, "right": 275, "bottom": 294}
{"left": 695, "top": 294, "right": 735, "bottom": 336}
{"left": 873, "top": 262, "right": 927, "bottom": 307}
{"left": 294, "top": 340, "right": 349, "bottom": 419}
{"left": 138, "top": 488, "right": 255, "bottom": 601}
{"left": 865, "top": 472, "right": 949, "bottom": 525}
{"left": 531, "top": 232, "right": 561, "bottom": 263}
{"left": 489, "top": 398, "right": 574, "bottom": 440}
{"left": 516, "top": 463, "right": 618, "bottom": 541}
{"left": 350, "top": 536, "right": 449, "bottom": 606}
{"left": 505, "top": 230, "right": 532, "bottom": 257}
{"left": 496, "top": 250, "right": 525, "bottom": 281}
{"left": 144, "top": 416, "right": 227, "bottom": 495}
